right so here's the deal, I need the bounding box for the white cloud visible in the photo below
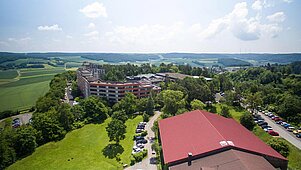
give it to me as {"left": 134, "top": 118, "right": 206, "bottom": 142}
{"left": 252, "top": 0, "right": 263, "bottom": 10}
{"left": 84, "top": 31, "right": 100, "bottom": 41}
{"left": 79, "top": 2, "right": 107, "bottom": 18}
{"left": 283, "top": 0, "right": 293, "bottom": 3}
{"left": 267, "top": 12, "right": 286, "bottom": 22}
{"left": 66, "top": 35, "right": 73, "bottom": 39}
{"left": 201, "top": 2, "right": 284, "bottom": 41}
{"left": 38, "top": 24, "right": 62, "bottom": 31}
{"left": 88, "top": 23, "right": 96, "bottom": 29}
{"left": 104, "top": 22, "right": 203, "bottom": 51}
{"left": 8, "top": 37, "right": 31, "bottom": 42}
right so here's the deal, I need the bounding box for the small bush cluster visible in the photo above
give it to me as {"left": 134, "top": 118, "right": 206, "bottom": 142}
{"left": 130, "top": 149, "right": 147, "bottom": 165}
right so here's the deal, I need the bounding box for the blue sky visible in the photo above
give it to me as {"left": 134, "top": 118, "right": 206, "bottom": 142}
{"left": 0, "top": 0, "right": 300, "bottom": 52}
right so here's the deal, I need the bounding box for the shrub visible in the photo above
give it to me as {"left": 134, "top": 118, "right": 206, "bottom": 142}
{"left": 141, "top": 131, "right": 148, "bottom": 137}
{"left": 130, "top": 149, "right": 148, "bottom": 165}
{"left": 267, "top": 138, "right": 290, "bottom": 157}
{"left": 240, "top": 112, "right": 256, "bottom": 131}
{"left": 143, "top": 113, "right": 150, "bottom": 122}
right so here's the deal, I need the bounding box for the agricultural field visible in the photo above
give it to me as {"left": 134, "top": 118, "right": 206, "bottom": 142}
{"left": 8, "top": 116, "right": 142, "bottom": 170}
{"left": 0, "top": 68, "right": 65, "bottom": 112}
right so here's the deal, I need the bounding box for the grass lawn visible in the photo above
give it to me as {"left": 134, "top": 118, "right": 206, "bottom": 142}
{"left": 8, "top": 116, "right": 142, "bottom": 170}
{"left": 213, "top": 103, "right": 301, "bottom": 169}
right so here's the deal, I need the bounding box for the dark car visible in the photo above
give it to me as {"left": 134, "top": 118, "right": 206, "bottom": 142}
{"left": 136, "top": 129, "right": 144, "bottom": 133}
{"left": 296, "top": 133, "right": 301, "bottom": 138}
{"left": 136, "top": 139, "right": 147, "bottom": 144}
{"left": 258, "top": 122, "right": 268, "bottom": 126}
{"left": 137, "top": 125, "right": 145, "bottom": 129}
{"left": 135, "top": 136, "right": 144, "bottom": 140}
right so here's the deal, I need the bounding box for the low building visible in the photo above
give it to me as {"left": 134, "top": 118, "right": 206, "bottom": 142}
{"left": 77, "top": 63, "right": 161, "bottom": 102}
{"left": 158, "top": 110, "right": 288, "bottom": 170}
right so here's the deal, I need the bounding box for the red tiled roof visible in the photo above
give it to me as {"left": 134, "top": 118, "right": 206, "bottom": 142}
{"left": 158, "top": 110, "right": 287, "bottom": 164}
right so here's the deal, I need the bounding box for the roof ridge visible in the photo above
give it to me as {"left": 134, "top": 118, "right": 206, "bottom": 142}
{"left": 197, "top": 110, "right": 227, "bottom": 144}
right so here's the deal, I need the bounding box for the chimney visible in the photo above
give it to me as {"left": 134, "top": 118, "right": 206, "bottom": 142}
{"left": 188, "top": 152, "right": 192, "bottom": 166}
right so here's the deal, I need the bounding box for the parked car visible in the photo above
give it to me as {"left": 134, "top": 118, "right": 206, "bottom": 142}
{"left": 136, "top": 139, "right": 147, "bottom": 144}
{"left": 296, "top": 133, "right": 301, "bottom": 138}
{"left": 271, "top": 116, "right": 279, "bottom": 120}
{"left": 135, "top": 136, "right": 145, "bottom": 140}
{"left": 273, "top": 117, "right": 281, "bottom": 121}
{"left": 264, "top": 126, "right": 273, "bottom": 132}
{"left": 276, "top": 120, "right": 283, "bottom": 124}
{"left": 281, "top": 122, "right": 288, "bottom": 126}
{"left": 283, "top": 124, "right": 291, "bottom": 129}
{"left": 287, "top": 126, "right": 295, "bottom": 132}
{"left": 136, "top": 143, "right": 144, "bottom": 149}
{"left": 258, "top": 122, "right": 268, "bottom": 126}
{"left": 136, "top": 129, "right": 144, "bottom": 133}
{"left": 293, "top": 128, "right": 301, "bottom": 134}
{"left": 268, "top": 130, "right": 279, "bottom": 136}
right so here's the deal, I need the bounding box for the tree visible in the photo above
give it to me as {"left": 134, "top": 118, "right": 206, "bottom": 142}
{"left": 267, "top": 138, "right": 290, "bottom": 157}
{"left": 224, "top": 90, "right": 240, "bottom": 106}
{"left": 0, "top": 134, "right": 16, "bottom": 169}
{"left": 70, "top": 104, "right": 85, "bottom": 121}
{"left": 57, "top": 103, "right": 74, "bottom": 131}
{"left": 145, "top": 96, "right": 155, "bottom": 115}
{"left": 161, "top": 90, "right": 186, "bottom": 116}
{"left": 35, "top": 96, "right": 58, "bottom": 113}
{"left": 80, "top": 96, "right": 109, "bottom": 123}
{"left": 31, "top": 111, "right": 65, "bottom": 144}
{"left": 113, "top": 93, "right": 137, "bottom": 115}
{"left": 246, "top": 92, "right": 263, "bottom": 112}
{"left": 240, "top": 112, "right": 256, "bottom": 131}
{"left": 106, "top": 119, "right": 126, "bottom": 143}
{"left": 220, "top": 106, "right": 232, "bottom": 118}
{"left": 13, "top": 126, "right": 37, "bottom": 158}
{"left": 190, "top": 99, "right": 205, "bottom": 110}
{"left": 111, "top": 110, "right": 128, "bottom": 123}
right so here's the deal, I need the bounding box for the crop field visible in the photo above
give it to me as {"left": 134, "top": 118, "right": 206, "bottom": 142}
{"left": 0, "top": 70, "right": 18, "bottom": 79}
{"left": 0, "top": 68, "right": 65, "bottom": 112}
{"left": 8, "top": 116, "right": 143, "bottom": 170}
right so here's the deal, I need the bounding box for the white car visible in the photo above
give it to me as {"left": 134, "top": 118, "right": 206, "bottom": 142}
{"left": 287, "top": 127, "right": 295, "bottom": 132}
{"left": 264, "top": 127, "right": 273, "bottom": 132}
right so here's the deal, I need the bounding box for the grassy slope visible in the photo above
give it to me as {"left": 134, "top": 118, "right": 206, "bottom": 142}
{"left": 8, "top": 116, "right": 142, "bottom": 170}
{"left": 214, "top": 103, "right": 301, "bottom": 169}
{"left": 0, "top": 81, "right": 50, "bottom": 111}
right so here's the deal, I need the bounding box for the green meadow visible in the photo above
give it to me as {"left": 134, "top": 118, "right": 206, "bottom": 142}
{"left": 0, "top": 68, "right": 65, "bottom": 112}
{"left": 8, "top": 116, "right": 142, "bottom": 170}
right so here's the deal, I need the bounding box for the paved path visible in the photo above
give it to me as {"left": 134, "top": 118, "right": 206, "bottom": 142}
{"left": 257, "top": 112, "right": 301, "bottom": 150}
{"left": 126, "top": 111, "right": 162, "bottom": 170}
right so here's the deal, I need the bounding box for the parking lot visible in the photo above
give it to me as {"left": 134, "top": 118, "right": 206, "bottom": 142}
{"left": 253, "top": 110, "right": 301, "bottom": 150}
{"left": 126, "top": 111, "right": 161, "bottom": 170}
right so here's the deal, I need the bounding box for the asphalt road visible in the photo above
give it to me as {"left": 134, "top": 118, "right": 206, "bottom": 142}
{"left": 126, "top": 111, "right": 162, "bottom": 170}
{"left": 257, "top": 112, "right": 301, "bottom": 150}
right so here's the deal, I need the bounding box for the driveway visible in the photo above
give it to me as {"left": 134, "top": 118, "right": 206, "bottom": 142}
{"left": 257, "top": 112, "right": 301, "bottom": 150}
{"left": 126, "top": 111, "right": 162, "bottom": 170}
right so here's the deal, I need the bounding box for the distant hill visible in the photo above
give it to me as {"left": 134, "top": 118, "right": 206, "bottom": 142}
{"left": 218, "top": 58, "right": 252, "bottom": 67}
{"left": 0, "top": 52, "right": 301, "bottom": 65}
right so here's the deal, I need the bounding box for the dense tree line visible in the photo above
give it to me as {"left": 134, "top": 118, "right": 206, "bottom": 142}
{"left": 228, "top": 62, "right": 301, "bottom": 125}
{"left": 101, "top": 63, "right": 212, "bottom": 81}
